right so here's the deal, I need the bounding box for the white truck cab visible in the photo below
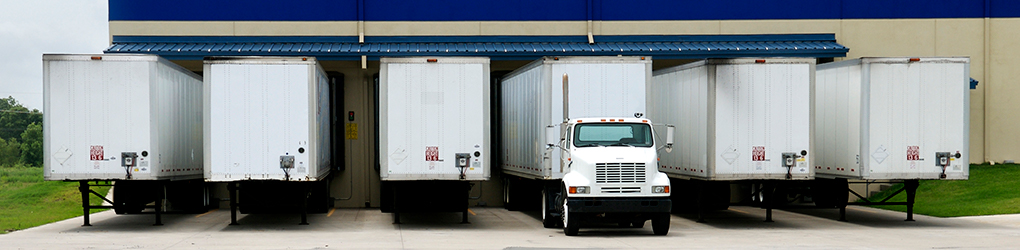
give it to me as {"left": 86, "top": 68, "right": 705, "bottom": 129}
{"left": 548, "top": 117, "right": 674, "bottom": 235}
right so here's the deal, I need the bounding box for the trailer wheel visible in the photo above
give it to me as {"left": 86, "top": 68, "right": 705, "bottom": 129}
{"left": 540, "top": 188, "right": 558, "bottom": 228}
{"left": 652, "top": 213, "right": 670, "bottom": 235}
{"left": 503, "top": 178, "right": 511, "bottom": 210}
{"left": 562, "top": 197, "right": 579, "bottom": 236}
{"left": 113, "top": 181, "right": 152, "bottom": 214}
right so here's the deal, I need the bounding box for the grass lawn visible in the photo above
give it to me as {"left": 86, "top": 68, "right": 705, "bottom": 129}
{"left": 867, "top": 163, "right": 1020, "bottom": 217}
{"left": 0, "top": 167, "right": 110, "bottom": 233}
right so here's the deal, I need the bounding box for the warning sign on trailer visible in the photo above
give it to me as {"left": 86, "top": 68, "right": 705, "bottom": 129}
{"left": 906, "top": 146, "right": 920, "bottom": 161}
{"left": 425, "top": 146, "right": 439, "bottom": 161}
{"left": 752, "top": 146, "right": 766, "bottom": 161}
{"left": 90, "top": 145, "right": 103, "bottom": 161}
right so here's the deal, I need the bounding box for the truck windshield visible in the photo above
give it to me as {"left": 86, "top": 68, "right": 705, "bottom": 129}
{"left": 573, "top": 123, "right": 653, "bottom": 147}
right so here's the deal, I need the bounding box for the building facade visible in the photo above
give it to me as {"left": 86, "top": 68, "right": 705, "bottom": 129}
{"left": 106, "top": 0, "right": 1019, "bottom": 208}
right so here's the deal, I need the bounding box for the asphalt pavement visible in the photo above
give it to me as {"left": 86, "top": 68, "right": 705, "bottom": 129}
{"left": 2, "top": 205, "right": 1019, "bottom": 249}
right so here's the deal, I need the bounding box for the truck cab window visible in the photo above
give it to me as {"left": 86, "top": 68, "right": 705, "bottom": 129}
{"left": 573, "top": 123, "right": 653, "bottom": 147}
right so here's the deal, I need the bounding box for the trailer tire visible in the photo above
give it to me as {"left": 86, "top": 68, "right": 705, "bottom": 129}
{"left": 504, "top": 178, "right": 519, "bottom": 211}
{"left": 652, "top": 213, "right": 670, "bottom": 235}
{"left": 541, "top": 188, "right": 558, "bottom": 228}
{"left": 113, "top": 181, "right": 153, "bottom": 214}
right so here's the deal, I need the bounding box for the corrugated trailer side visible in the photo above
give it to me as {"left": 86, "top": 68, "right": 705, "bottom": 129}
{"left": 42, "top": 54, "right": 206, "bottom": 226}
{"left": 379, "top": 57, "right": 490, "bottom": 181}
{"left": 815, "top": 57, "right": 969, "bottom": 180}
{"left": 203, "top": 57, "right": 330, "bottom": 182}
{"left": 652, "top": 58, "right": 814, "bottom": 181}
{"left": 649, "top": 58, "right": 813, "bottom": 221}
{"left": 377, "top": 57, "right": 490, "bottom": 223}
{"left": 499, "top": 56, "right": 652, "bottom": 223}
{"left": 649, "top": 61, "right": 711, "bottom": 180}
{"left": 501, "top": 56, "right": 651, "bottom": 181}
{"left": 501, "top": 58, "right": 552, "bottom": 180}
{"left": 810, "top": 57, "right": 969, "bottom": 222}
{"left": 44, "top": 54, "right": 203, "bottom": 181}
{"left": 203, "top": 56, "right": 331, "bottom": 225}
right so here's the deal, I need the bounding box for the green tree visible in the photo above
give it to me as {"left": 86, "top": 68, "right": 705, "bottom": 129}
{"left": 0, "top": 96, "right": 42, "bottom": 141}
{"left": 0, "top": 137, "right": 22, "bottom": 167}
{"left": 20, "top": 123, "right": 42, "bottom": 167}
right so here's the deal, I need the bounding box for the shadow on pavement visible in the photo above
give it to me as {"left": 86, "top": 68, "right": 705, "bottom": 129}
{"left": 672, "top": 207, "right": 805, "bottom": 229}
{"left": 779, "top": 206, "right": 1010, "bottom": 229}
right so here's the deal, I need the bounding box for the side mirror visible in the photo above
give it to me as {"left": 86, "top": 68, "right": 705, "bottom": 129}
{"left": 665, "top": 125, "right": 675, "bottom": 153}
{"left": 546, "top": 125, "right": 560, "bottom": 148}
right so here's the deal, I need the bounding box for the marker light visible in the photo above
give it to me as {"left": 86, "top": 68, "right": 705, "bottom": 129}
{"left": 755, "top": 59, "right": 766, "bottom": 63}
{"left": 569, "top": 186, "right": 590, "bottom": 194}
{"left": 427, "top": 59, "right": 438, "bottom": 63}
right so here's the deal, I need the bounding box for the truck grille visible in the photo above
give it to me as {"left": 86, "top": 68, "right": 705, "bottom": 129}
{"left": 601, "top": 187, "right": 642, "bottom": 194}
{"left": 595, "top": 163, "right": 646, "bottom": 184}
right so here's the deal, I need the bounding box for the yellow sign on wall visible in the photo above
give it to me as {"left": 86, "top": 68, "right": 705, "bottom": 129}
{"left": 346, "top": 123, "right": 358, "bottom": 140}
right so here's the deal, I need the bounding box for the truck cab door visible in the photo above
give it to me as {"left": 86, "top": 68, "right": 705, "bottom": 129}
{"left": 560, "top": 125, "right": 572, "bottom": 174}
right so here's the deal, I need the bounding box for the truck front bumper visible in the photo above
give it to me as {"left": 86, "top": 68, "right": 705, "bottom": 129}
{"left": 566, "top": 197, "right": 671, "bottom": 213}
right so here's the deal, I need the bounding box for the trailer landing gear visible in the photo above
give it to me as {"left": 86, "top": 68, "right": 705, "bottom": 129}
{"left": 840, "top": 179, "right": 919, "bottom": 222}
{"left": 228, "top": 182, "right": 239, "bottom": 225}
{"left": 77, "top": 180, "right": 166, "bottom": 227}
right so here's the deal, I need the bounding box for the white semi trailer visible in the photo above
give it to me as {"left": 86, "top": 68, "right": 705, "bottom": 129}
{"left": 813, "top": 57, "right": 970, "bottom": 221}
{"left": 648, "top": 58, "right": 815, "bottom": 221}
{"left": 203, "top": 56, "right": 331, "bottom": 225}
{"left": 43, "top": 54, "right": 207, "bottom": 226}
{"left": 378, "top": 57, "right": 491, "bottom": 223}
{"left": 501, "top": 56, "right": 673, "bottom": 236}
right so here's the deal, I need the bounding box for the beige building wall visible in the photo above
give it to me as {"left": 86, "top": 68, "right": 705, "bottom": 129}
{"left": 987, "top": 18, "right": 1020, "bottom": 164}
{"left": 115, "top": 18, "right": 1014, "bottom": 208}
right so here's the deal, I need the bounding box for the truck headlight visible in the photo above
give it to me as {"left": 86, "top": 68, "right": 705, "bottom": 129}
{"left": 569, "top": 186, "right": 589, "bottom": 194}
{"left": 653, "top": 186, "right": 670, "bottom": 194}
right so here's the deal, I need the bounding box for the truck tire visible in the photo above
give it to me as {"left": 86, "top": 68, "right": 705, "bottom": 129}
{"left": 652, "top": 213, "right": 670, "bottom": 235}
{"left": 562, "top": 197, "right": 579, "bottom": 236}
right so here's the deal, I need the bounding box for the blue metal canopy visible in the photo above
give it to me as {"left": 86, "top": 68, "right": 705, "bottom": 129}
{"left": 105, "top": 35, "right": 848, "bottom": 60}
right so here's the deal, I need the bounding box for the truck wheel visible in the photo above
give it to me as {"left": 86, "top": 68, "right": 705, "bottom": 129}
{"left": 652, "top": 213, "right": 670, "bottom": 235}
{"left": 562, "top": 198, "right": 579, "bottom": 236}
{"left": 541, "top": 189, "right": 558, "bottom": 228}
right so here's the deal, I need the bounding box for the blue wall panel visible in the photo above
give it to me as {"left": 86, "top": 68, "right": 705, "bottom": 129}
{"left": 840, "top": 0, "right": 983, "bottom": 19}
{"left": 990, "top": 0, "right": 1020, "bottom": 18}
{"left": 109, "top": 0, "right": 358, "bottom": 21}
{"left": 599, "top": 0, "right": 841, "bottom": 20}
{"left": 365, "top": 0, "right": 588, "bottom": 21}
{"left": 109, "top": 0, "right": 1019, "bottom": 21}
